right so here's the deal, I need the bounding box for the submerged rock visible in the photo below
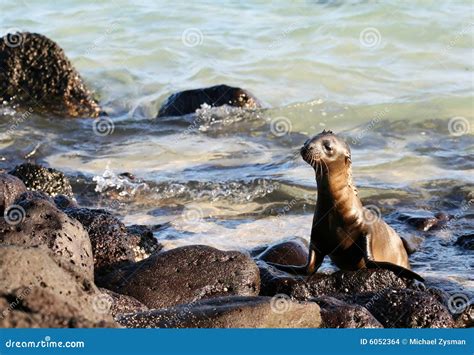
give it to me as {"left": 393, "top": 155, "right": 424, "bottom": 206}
{"left": 0, "top": 32, "right": 101, "bottom": 117}
{"left": 0, "top": 246, "right": 115, "bottom": 326}
{"left": 0, "top": 173, "right": 26, "bottom": 214}
{"left": 0, "top": 198, "right": 94, "bottom": 280}
{"left": 157, "top": 84, "right": 261, "bottom": 117}
{"left": 98, "top": 245, "right": 260, "bottom": 309}
{"left": 9, "top": 163, "right": 74, "bottom": 198}
{"left": 118, "top": 296, "right": 321, "bottom": 328}
{"left": 454, "top": 233, "right": 474, "bottom": 251}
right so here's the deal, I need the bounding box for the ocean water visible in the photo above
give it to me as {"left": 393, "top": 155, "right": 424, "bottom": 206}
{"left": 0, "top": 1, "right": 472, "bottom": 289}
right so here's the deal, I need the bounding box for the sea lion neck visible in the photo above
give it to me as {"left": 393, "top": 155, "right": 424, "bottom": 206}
{"left": 315, "top": 162, "right": 361, "bottom": 220}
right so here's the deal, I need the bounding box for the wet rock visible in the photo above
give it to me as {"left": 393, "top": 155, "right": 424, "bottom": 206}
{"left": 314, "top": 296, "right": 383, "bottom": 328}
{"left": 256, "top": 237, "right": 308, "bottom": 266}
{"left": 0, "top": 173, "right": 26, "bottom": 214}
{"left": 9, "top": 163, "right": 74, "bottom": 197}
{"left": 100, "top": 289, "right": 148, "bottom": 319}
{"left": 0, "top": 246, "right": 115, "bottom": 326}
{"left": 291, "top": 269, "right": 410, "bottom": 301}
{"left": 257, "top": 260, "right": 300, "bottom": 296}
{"left": 99, "top": 245, "right": 260, "bottom": 309}
{"left": 399, "top": 211, "right": 450, "bottom": 231}
{"left": 53, "top": 194, "right": 78, "bottom": 210}
{"left": 157, "top": 84, "right": 261, "bottom": 117}
{"left": 454, "top": 233, "right": 474, "bottom": 250}
{"left": 64, "top": 208, "right": 135, "bottom": 274}
{"left": 125, "top": 224, "right": 163, "bottom": 261}
{"left": 0, "top": 287, "right": 115, "bottom": 328}
{"left": 118, "top": 296, "right": 321, "bottom": 328}
{"left": 0, "top": 32, "right": 101, "bottom": 117}
{"left": 14, "top": 190, "right": 54, "bottom": 205}
{"left": 359, "top": 288, "right": 455, "bottom": 328}
{"left": 0, "top": 198, "right": 94, "bottom": 280}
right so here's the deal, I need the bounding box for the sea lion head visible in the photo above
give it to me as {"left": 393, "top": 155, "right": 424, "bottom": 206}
{"left": 301, "top": 130, "right": 352, "bottom": 176}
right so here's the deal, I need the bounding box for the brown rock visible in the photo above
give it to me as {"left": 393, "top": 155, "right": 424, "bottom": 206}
{"left": 118, "top": 296, "right": 321, "bottom": 328}
{"left": 99, "top": 245, "right": 260, "bottom": 309}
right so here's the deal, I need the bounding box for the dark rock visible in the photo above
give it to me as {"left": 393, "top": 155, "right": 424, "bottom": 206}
{"left": 0, "top": 246, "right": 115, "bottom": 325}
{"left": 257, "top": 237, "right": 308, "bottom": 266}
{"left": 0, "top": 173, "right": 27, "bottom": 214}
{"left": 291, "top": 269, "right": 410, "bottom": 301}
{"left": 454, "top": 234, "right": 474, "bottom": 250}
{"left": 117, "top": 296, "right": 321, "bottom": 328}
{"left": 14, "top": 190, "right": 55, "bottom": 206}
{"left": 359, "top": 288, "right": 455, "bottom": 328}
{"left": 0, "top": 32, "right": 101, "bottom": 118}
{"left": 157, "top": 84, "right": 261, "bottom": 117}
{"left": 399, "top": 211, "right": 450, "bottom": 232}
{"left": 125, "top": 224, "right": 163, "bottom": 261}
{"left": 54, "top": 194, "right": 78, "bottom": 210}
{"left": 99, "top": 245, "right": 260, "bottom": 309}
{"left": 314, "top": 296, "right": 383, "bottom": 328}
{"left": 100, "top": 289, "right": 148, "bottom": 318}
{"left": 0, "top": 287, "right": 115, "bottom": 328}
{"left": 64, "top": 208, "right": 135, "bottom": 274}
{"left": 257, "top": 260, "right": 300, "bottom": 296}
{"left": 9, "top": 163, "right": 73, "bottom": 197}
{"left": 0, "top": 198, "right": 94, "bottom": 280}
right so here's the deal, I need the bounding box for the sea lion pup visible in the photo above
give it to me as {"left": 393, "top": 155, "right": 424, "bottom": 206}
{"left": 0, "top": 32, "right": 102, "bottom": 118}
{"left": 270, "top": 130, "right": 424, "bottom": 281}
{"left": 157, "top": 84, "right": 261, "bottom": 117}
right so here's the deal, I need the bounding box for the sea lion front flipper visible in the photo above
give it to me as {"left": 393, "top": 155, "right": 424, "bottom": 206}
{"left": 364, "top": 260, "right": 425, "bottom": 282}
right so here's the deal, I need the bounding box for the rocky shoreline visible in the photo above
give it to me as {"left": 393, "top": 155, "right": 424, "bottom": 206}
{"left": 0, "top": 165, "right": 472, "bottom": 329}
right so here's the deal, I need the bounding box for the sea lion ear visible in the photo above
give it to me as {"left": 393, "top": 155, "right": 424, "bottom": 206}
{"left": 345, "top": 152, "right": 351, "bottom": 164}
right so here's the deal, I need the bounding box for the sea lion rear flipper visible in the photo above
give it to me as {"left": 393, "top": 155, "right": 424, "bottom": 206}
{"left": 267, "top": 249, "right": 320, "bottom": 276}
{"left": 364, "top": 260, "right": 424, "bottom": 282}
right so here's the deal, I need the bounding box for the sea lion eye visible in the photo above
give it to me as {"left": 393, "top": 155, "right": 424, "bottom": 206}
{"left": 323, "top": 141, "right": 332, "bottom": 152}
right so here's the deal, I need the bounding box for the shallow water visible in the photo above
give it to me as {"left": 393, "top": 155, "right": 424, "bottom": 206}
{"left": 0, "top": 1, "right": 473, "bottom": 289}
